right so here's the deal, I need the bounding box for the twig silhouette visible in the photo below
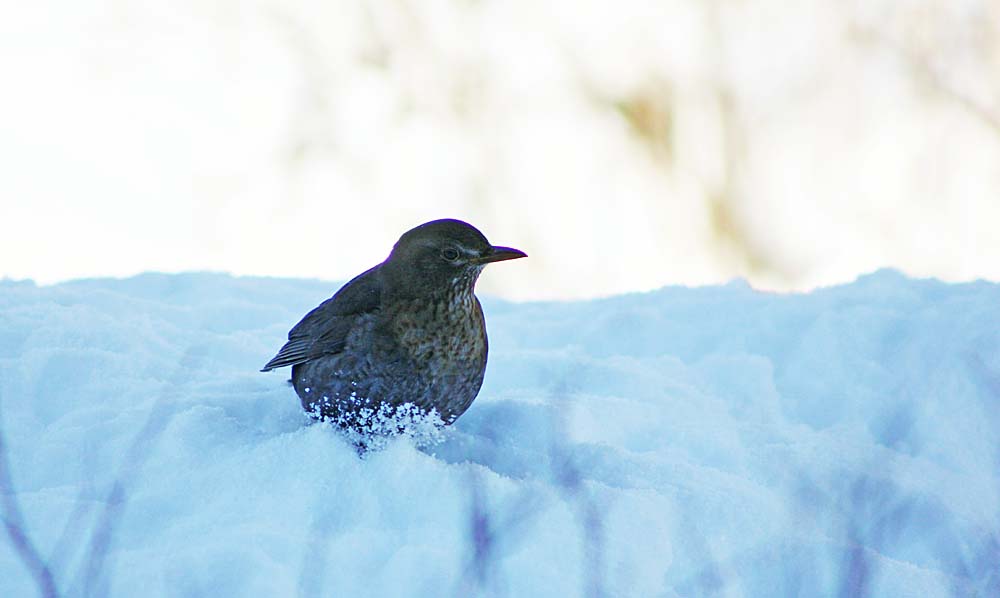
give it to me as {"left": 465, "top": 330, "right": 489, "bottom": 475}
{"left": 46, "top": 465, "right": 98, "bottom": 585}
{"left": 68, "top": 348, "right": 200, "bottom": 597}
{"left": 453, "top": 470, "right": 501, "bottom": 598}
{"left": 0, "top": 389, "right": 60, "bottom": 598}
{"left": 547, "top": 383, "right": 606, "bottom": 598}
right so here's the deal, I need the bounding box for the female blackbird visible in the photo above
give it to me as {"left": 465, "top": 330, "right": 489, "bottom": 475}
{"left": 261, "top": 219, "right": 526, "bottom": 432}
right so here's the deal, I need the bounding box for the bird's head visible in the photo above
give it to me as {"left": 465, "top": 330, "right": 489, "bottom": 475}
{"left": 382, "top": 219, "right": 527, "bottom": 298}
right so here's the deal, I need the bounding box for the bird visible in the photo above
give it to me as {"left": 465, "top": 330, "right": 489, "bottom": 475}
{"left": 261, "top": 218, "right": 526, "bottom": 436}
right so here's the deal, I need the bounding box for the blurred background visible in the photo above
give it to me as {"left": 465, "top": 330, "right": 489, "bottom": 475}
{"left": 1, "top": 0, "right": 998, "bottom": 301}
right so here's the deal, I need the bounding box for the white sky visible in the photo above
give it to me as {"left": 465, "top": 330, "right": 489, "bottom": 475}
{"left": 2, "top": 0, "right": 999, "bottom": 301}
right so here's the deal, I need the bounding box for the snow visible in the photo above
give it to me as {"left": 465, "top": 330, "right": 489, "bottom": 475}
{"left": 1, "top": 270, "right": 998, "bottom": 597}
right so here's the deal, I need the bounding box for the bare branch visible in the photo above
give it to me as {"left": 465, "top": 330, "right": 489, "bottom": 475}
{"left": 0, "top": 398, "right": 60, "bottom": 598}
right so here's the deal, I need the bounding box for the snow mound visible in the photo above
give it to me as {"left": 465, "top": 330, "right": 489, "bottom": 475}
{"left": 1, "top": 270, "right": 998, "bottom": 596}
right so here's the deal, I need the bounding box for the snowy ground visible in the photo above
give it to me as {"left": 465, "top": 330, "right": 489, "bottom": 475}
{"left": 1, "top": 271, "right": 998, "bottom": 597}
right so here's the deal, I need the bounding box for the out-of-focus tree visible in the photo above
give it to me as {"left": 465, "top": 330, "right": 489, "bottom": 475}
{"left": 4, "top": 0, "right": 1000, "bottom": 298}
{"left": 848, "top": 1, "right": 1000, "bottom": 136}
{"left": 208, "top": 0, "right": 1000, "bottom": 295}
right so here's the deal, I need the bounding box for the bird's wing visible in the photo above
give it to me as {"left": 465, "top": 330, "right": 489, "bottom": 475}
{"left": 260, "top": 265, "right": 382, "bottom": 371}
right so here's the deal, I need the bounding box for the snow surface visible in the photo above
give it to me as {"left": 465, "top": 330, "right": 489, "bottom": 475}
{"left": 1, "top": 270, "right": 998, "bottom": 597}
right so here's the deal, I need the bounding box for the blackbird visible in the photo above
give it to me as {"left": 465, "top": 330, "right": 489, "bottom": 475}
{"left": 261, "top": 218, "right": 526, "bottom": 432}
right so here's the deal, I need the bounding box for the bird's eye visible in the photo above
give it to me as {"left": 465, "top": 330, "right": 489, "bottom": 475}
{"left": 441, "top": 247, "right": 460, "bottom": 262}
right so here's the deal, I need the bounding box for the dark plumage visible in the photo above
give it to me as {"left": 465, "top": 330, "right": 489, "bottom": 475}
{"left": 261, "top": 219, "right": 526, "bottom": 432}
